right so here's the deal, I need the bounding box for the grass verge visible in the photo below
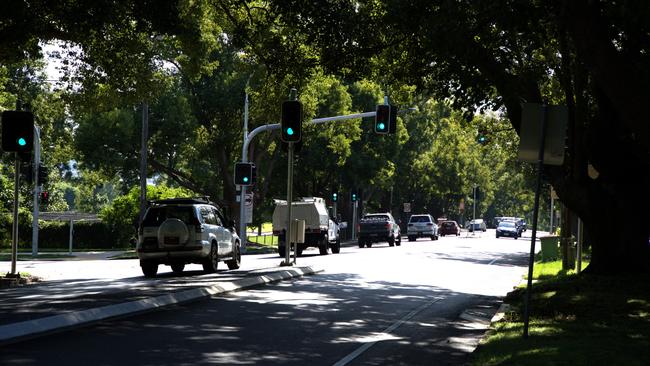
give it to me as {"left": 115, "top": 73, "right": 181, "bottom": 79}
{"left": 471, "top": 261, "right": 650, "bottom": 365}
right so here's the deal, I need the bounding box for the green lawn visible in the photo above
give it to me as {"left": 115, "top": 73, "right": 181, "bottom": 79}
{"left": 471, "top": 260, "right": 650, "bottom": 365}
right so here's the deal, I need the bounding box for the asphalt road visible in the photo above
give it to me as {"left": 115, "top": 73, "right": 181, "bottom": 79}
{"left": 0, "top": 229, "right": 538, "bottom": 365}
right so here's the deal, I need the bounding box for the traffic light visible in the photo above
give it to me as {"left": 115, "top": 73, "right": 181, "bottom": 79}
{"left": 389, "top": 105, "right": 397, "bottom": 134}
{"left": 1, "top": 111, "right": 34, "bottom": 153}
{"left": 38, "top": 165, "right": 49, "bottom": 186}
{"left": 40, "top": 191, "right": 49, "bottom": 207}
{"left": 281, "top": 100, "right": 302, "bottom": 143}
{"left": 351, "top": 190, "right": 358, "bottom": 202}
{"left": 20, "top": 163, "right": 34, "bottom": 184}
{"left": 234, "top": 162, "right": 255, "bottom": 186}
{"left": 332, "top": 191, "right": 338, "bottom": 202}
{"left": 476, "top": 129, "right": 489, "bottom": 144}
{"left": 375, "top": 105, "right": 390, "bottom": 134}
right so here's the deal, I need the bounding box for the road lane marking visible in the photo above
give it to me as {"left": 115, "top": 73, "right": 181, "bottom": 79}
{"left": 333, "top": 296, "right": 442, "bottom": 366}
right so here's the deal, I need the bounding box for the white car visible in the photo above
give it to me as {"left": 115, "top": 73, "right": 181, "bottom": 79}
{"left": 137, "top": 198, "right": 241, "bottom": 277}
{"left": 407, "top": 214, "right": 439, "bottom": 241}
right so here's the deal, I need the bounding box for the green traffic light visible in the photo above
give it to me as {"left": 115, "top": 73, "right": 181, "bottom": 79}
{"left": 286, "top": 127, "right": 294, "bottom": 136}
{"left": 377, "top": 122, "right": 385, "bottom": 131}
{"left": 17, "top": 138, "right": 27, "bottom": 146}
{"left": 243, "top": 177, "right": 249, "bottom": 183}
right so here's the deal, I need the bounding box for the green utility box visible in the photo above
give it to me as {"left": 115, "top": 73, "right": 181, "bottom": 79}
{"left": 540, "top": 235, "right": 560, "bottom": 261}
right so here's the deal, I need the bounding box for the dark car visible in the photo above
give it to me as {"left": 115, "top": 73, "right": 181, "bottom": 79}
{"left": 496, "top": 220, "right": 522, "bottom": 239}
{"left": 358, "top": 213, "right": 402, "bottom": 248}
{"left": 439, "top": 221, "right": 461, "bottom": 236}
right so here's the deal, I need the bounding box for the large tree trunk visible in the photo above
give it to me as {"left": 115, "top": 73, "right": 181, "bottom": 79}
{"left": 554, "top": 176, "right": 650, "bottom": 274}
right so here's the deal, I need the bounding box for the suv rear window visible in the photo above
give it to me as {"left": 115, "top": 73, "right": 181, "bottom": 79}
{"left": 442, "top": 222, "right": 455, "bottom": 227}
{"left": 409, "top": 216, "right": 432, "bottom": 223}
{"left": 361, "top": 215, "right": 390, "bottom": 222}
{"left": 142, "top": 206, "right": 196, "bottom": 226}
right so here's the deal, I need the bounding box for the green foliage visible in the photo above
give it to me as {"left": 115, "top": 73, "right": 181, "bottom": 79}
{"left": 99, "top": 184, "right": 194, "bottom": 243}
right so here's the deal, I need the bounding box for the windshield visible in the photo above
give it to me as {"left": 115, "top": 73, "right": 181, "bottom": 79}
{"left": 361, "top": 215, "right": 390, "bottom": 222}
{"left": 142, "top": 206, "right": 196, "bottom": 226}
{"left": 499, "top": 221, "right": 515, "bottom": 228}
{"left": 409, "top": 216, "right": 432, "bottom": 223}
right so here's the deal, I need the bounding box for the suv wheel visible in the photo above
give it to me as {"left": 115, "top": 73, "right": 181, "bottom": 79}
{"left": 142, "top": 261, "right": 158, "bottom": 278}
{"left": 358, "top": 240, "right": 364, "bottom": 248}
{"left": 226, "top": 243, "right": 241, "bottom": 270}
{"left": 203, "top": 242, "right": 219, "bottom": 273}
{"left": 319, "top": 235, "right": 329, "bottom": 255}
{"left": 388, "top": 235, "right": 395, "bottom": 247}
{"left": 408, "top": 236, "right": 415, "bottom": 242}
{"left": 331, "top": 237, "right": 341, "bottom": 253}
{"left": 171, "top": 263, "right": 185, "bottom": 273}
{"left": 396, "top": 234, "right": 401, "bottom": 246}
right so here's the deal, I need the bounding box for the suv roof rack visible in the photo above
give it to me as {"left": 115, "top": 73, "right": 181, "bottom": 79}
{"left": 148, "top": 197, "right": 212, "bottom": 206}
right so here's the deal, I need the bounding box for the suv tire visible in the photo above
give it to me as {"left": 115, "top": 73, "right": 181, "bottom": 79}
{"left": 319, "top": 235, "right": 329, "bottom": 255}
{"left": 142, "top": 261, "right": 158, "bottom": 278}
{"left": 171, "top": 263, "right": 185, "bottom": 273}
{"left": 358, "top": 240, "right": 364, "bottom": 248}
{"left": 331, "top": 237, "right": 341, "bottom": 253}
{"left": 396, "top": 234, "right": 401, "bottom": 246}
{"left": 388, "top": 235, "right": 395, "bottom": 247}
{"left": 203, "top": 242, "right": 219, "bottom": 273}
{"left": 226, "top": 243, "right": 241, "bottom": 270}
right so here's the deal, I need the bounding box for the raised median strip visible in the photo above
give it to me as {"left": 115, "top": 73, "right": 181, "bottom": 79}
{"left": 0, "top": 265, "right": 321, "bottom": 345}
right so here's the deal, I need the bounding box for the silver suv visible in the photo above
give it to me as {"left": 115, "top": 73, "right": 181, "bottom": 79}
{"left": 137, "top": 198, "right": 241, "bottom": 277}
{"left": 407, "top": 214, "right": 439, "bottom": 241}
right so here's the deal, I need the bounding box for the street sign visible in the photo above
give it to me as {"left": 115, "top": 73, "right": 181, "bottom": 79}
{"left": 518, "top": 103, "right": 568, "bottom": 166}
{"left": 244, "top": 193, "right": 253, "bottom": 224}
{"left": 403, "top": 202, "right": 411, "bottom": 213}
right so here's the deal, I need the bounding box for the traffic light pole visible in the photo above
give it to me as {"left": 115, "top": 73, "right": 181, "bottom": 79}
{"left": 10, "top": 155, "right": 20, "bottom": 276}
{"left": 282, "top": 142, "right": 295, "bottom": 267}
{"left": 31, "top": 126, "right": 41, "bottom": 257}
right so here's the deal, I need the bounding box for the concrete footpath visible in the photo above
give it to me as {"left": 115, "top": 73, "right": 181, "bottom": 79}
{"left": 0, "top": 264, "right": 320, "bottom": 345}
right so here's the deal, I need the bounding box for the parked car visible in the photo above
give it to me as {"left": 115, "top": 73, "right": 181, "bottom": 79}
{"left": 468, "top": 219, "right": 487, "bottom": 232}
{"left": 496, "top": 220, "right": 521, "bottom": 239}
{"left": 407, "top": 214, "right": 439, "bottom": 241}
{"left": 137, "top": 197, "right": 241, "bottom": 277}
{"left": 358, "top": 213, "right": 401, "bottom": 248}
{"left": 439, "top": 220, "right": 461, "bottom": 236}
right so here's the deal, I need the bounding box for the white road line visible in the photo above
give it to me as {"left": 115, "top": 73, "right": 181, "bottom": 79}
{"left": 333, "top": 297, "right": 442, "bottom": 366}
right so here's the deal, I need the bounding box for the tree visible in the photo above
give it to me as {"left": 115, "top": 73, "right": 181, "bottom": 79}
{"left": 268, "top": 0, "right": 650, "bottom": 274}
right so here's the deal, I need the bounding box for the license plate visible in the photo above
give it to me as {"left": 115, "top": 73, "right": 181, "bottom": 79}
{"left": 370, "top": 233, "right": 378, "bottom": 237}
{"left": 164, "top": 236, "right": 179, "bottom": 245}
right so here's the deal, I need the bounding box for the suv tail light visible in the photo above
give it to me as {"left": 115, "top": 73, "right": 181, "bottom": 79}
{"left": 191, "top": 217, "right": 204, "bottom": 233}
{"left": 357, "top": 224, "right": 360, "bottom": 233}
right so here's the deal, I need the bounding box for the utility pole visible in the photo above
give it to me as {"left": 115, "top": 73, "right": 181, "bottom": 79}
{"left": 139, "top": 102, "right": 149, "bottom": 224}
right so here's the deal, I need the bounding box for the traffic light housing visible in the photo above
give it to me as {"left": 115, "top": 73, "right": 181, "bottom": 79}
{"left": 38, "top": 165, "right": 49, "bottom": 186}
{"left": 476, "top": 129, "right": 489, "bottom": 144}
{"left": 281, "top": 100, "right": 302, "bottom": 143}
{"left": 40, "top": 191, "right": 49, "bottom": 207}
{"left": 375, "top": 105, "right": 390, "bottom": 134}
{"left": 234, "top": 162, "right": 255, "bottom": 186}
{"left": 332, "top": 191, "right": 338, "bottom": 202}
{"left": 2, "top": 111, "right": 34, "bottom": 153}
{"left": 389, "top": 106, "right": 397, "bottom": 134}
{"left": 20, "top": 163, "right": 34, "bottom": 184}
{"left": 351, "top": 190, "right": 358, "bottom": 202}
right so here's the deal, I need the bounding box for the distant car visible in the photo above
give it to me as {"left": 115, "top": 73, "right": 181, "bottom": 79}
{"left": 496, "top": 220, "right": 521, "bottom": 239}
{"left": 439, "top": 220, "right": 461, "bottom": 236}
{"left": 137, "top": 197, "right": 241, "bottom": 277}
{"left": 407, "top": 214, "right": 439, "bottom": 241}
{"left": 358, "top": 213, "right": 402, "bottom": 248}
{"left": 468, "top": 219, "right": 487, "bottom": 232}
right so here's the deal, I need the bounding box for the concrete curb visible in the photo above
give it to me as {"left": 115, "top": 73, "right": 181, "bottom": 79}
{"left": 0, "top": 265, "right": 321, "bottom": 345}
